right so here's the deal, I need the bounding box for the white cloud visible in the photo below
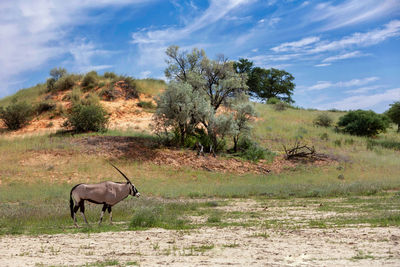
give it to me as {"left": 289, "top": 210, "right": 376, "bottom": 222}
{"left": 139, "top": 70, "right": 151, "bottom": 78}
{"left": 268, "top": 17, "right": 281, "bottom": 27}
{"left": 249, "top": 53, "right": 301, "bottom": 64}
{"left": 271, "top": 20, "right": 400, "bottom": 55}
{"left": 315, "top": 63, "right": 331, "bottom": 67}
{"left": 130, "top": 0, "right": 255, "bottom": 75}
{"left": 308, "top": 0, "right": 400, "bottom": 31}
{"left": 322, "top": 51, "right": 366, "bottom": 63}
{"left": 131, "top": 0, "right": 252, "bottom": 45}
{"left": 345, "top": 85, "right": 384, "bottom": 94}
{"left": 0, "top": 0, "right": 154, "bottom": 95}
{"left": 309, "top": 20, "right": 400, "bottom": 53}
{"left": 68, "top": 39, "right": 116, "bottom": 72}
{"left": 271, "top": 36, "right": 320, "bottom": 52}
{"left": 339, "top": 77, "right": 379, "bottom": 87}
{"left": 268, "top": 20, "right": 400, "bottom": 66}
{"left": 308, "top": 81, "right": 333, "bottom": 91}
{"left": 319, "top": 88, "right": 400, "bottom": 110}
{"left": 306, "top": 76, "right": 379, "bottom": 91}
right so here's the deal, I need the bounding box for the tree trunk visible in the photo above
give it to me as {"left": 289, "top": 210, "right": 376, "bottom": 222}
{"left": 233, "top": 136, "right": 238, "bottom": 153}
{"left": 179, "top": 124, "right": 185, "bottom": 147}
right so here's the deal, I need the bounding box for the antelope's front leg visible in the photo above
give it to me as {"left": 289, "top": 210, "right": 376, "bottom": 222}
{"left": 99, "top": 204, "right": 107, "bottom": 225}
{"left": 108, "top": 205, "right": 113, "bottom": 224}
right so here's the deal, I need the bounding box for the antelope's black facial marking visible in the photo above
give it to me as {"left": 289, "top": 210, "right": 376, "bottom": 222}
{"left": 129, "top": 183, "right": 140, "bottom": 197}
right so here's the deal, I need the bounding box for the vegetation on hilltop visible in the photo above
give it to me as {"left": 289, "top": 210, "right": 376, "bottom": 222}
{"left": 0, "top": 69, "right": 165, "bottom": 133}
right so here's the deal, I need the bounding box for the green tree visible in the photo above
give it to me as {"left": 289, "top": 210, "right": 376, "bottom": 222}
{"left": 47, "top": 67, "right": 67, "bottom": 92}
{"left": 159, "top": 46, "right": 254, "bottom": 152}
{"left": 50, "top": 67, "right": 67, "bottom": 81}
{"left": 337, "top": 110, "right": 390, "bottom": 137}
{"left": 233, "top": 58, "right": 253, "bottom": 75}
{"left": 165, "top": 46, "right": 248, "bottom": 110}
{"left": 247, "top": 67, "right": 295, "bottom": 103}
{"left": 232, "top": 103, "right": 256, "bottom": 152}
{"left": 154, "top": 81, "right": 212, "bottom": 146}
{"left": 386, "top": 101, "right": 400, "bottom": 132}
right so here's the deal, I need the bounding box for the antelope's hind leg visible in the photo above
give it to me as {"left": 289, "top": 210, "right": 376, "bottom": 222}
{"left": 99, "top": 204, "right": 107, "bottom": 225}
{"left": 73, "top": 203, "right": 80, "bottom": 227}
{"left": 79, "top": 201, "right": 89, "bottom": 225}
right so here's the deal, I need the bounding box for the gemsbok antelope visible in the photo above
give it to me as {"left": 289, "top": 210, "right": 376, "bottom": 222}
{"left": 69, "top": 163, "right": 140, "bottom": 226}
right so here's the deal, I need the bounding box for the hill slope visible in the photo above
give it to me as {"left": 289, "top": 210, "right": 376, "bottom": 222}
{"left": 0, "top": 75, "right": 165, "bottom": 136}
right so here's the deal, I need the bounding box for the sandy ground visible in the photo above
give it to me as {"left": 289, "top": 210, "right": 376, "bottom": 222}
{"left": 1, "top": 197, "right": 399, "bottom": 267}
{"left": 0, "top": 227, "right": 399, "bottom": 266}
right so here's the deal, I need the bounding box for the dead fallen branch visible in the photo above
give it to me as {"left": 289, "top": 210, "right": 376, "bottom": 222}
{"left": 283, "top": 141, "right": 316, "bottom": 160}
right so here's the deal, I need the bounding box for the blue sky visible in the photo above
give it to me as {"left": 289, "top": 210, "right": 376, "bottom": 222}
{"left": 1, "top": 0, "right": 399, "bottom": 112}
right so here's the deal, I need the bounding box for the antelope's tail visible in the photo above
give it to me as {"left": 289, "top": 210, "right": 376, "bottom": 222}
{"left": 69, "top": 184, "right": 81, "bottom": 219}
{"left": 70, "top": 193, "right": 74, "bottom": 219}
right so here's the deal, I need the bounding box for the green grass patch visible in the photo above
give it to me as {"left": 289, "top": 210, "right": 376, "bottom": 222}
{"left": 129, "top": 199, "right": 195, "bottom": 230}
{"left": 367, "top": 139, "right": 400, "bottom": 151}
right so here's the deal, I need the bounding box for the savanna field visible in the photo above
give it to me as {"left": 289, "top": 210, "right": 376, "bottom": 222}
{"left": 0, "top": 74, "right": 400, "bottom": 266}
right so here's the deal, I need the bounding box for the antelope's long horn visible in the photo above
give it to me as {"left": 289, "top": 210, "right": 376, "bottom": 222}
{"left": 109, "top": 162, "right": 131, "bottom": 183}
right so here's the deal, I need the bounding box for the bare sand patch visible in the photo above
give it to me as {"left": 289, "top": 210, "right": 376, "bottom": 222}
{"left": 0, "top": 226, "right": 399, "bottom": 266}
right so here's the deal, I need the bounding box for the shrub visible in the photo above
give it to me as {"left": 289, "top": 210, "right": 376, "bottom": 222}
{"left": 236, "top": 137, "right": 274, "bottom": 162}
{"left": 53, "top": 74, "right": 78, "bottom": 91}
{"left": 267, "top": 97, "right": 280, "bottom": 105}
{"left": 103, "top": 72, "right": 118, "bottom": 79}
{"left": 337, "top": 110, "right": 390, "bottom": 136}
{"left": 46, "top": 78, "right": 56, "bottom": 92}
{"left": 81, "top": 71, "right": 98, "bottom": 90}
{"left": 314, "top": 113, "right": 333, "bottom": 127}
{"left": 0, "top": 100, "right": 33, "bottom": 130}
{"left": 66, "top": 99, "right": 108, "bottom": 132}
{"left": 35, "top": 100, "right": 56, "bottom": 115}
